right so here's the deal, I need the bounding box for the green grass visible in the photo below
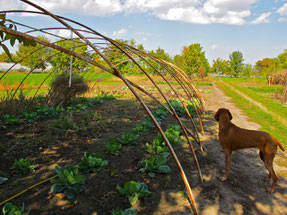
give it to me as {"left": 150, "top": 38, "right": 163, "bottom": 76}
{"left": 221, "top": 78, "right": 287, "bottom": 119}
{"left": 0, "top": 72, "right": 114, "bottom": 86}
{"left": 155, "top": 81, "right": 186, "bottom": 85}
{"left": 0, "top": 72, "right": 55, "bottom": 85}
{"left": 0, "top": 72, "right": 115, "bottom": 96}
{"left": 217, "top": 78, "right": 287, "bottom": 148}
{"left": 195, "top": 82, "right": 213, "bottom": 86}
{"left": 247, "top": 86, "right": 283, "bottom": 93}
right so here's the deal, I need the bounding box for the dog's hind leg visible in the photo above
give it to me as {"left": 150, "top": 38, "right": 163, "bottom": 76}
{"left": 259, "top": 150, "right": 264, "bottom": 161}
{"left": 264, "top": 152, "right": 277, "bottom": 193}
{"left": 259, "top": 150, "right": 271, "bottom": 182}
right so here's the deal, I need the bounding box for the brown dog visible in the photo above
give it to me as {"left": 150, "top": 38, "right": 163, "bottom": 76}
{"left": 214, "top": 108, "right": 285, "bottom": 193}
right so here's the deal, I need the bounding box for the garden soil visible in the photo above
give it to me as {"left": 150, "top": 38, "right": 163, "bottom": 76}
{"left": 0, "top": 81, "right": 287, "bottom": 215}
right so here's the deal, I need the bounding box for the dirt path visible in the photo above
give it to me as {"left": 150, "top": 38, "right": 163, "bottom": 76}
{"left": 193, "top": 83, "right": 287, "bottom": 215}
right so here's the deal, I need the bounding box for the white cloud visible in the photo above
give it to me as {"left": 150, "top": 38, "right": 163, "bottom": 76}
{"left": 134, "top": 32, "right": 152, "bottom": 37}
{"left": 22, "top": 0, "right": 122, "bottom": 16}
{"left": 124, "top": 0, "right": 257, "bottom": 25}
{"left": 278, "top": 17, "right": 287, "bottom": 22}
{"left": 5, "top": 0, "right": 266, "bottom": 25}
{"left": 277, "top": 3, "right": 287, "bottom": 16}
{"left": 251, "top": 12, "right": 271, "bottom": 24}
{"left": 112, "top": 28, "right": 128, "bottom": 37}
{"left": 211, "top": 44, "right": 218, "bottom": 50}
{"left": 0, "top": 0, "right": 20, "bottom": 11}
{"left": 58, "top": 29, "right": 77, "bottom": 38}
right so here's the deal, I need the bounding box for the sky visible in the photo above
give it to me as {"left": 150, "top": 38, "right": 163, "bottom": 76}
{"left": 1, "top": 0, "right": 287, "bottom": 65}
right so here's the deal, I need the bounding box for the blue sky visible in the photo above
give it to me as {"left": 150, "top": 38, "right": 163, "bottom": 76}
{"left": 1, "top": 0, "right": 287, "bottom": 65}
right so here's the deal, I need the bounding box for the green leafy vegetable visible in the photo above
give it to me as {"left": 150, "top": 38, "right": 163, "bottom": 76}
{"left": 166, "top": 124, "right": 183, "bottom": 135}
{"left": 167, "top": 99, "right": 186, "bottom": 117}
{"left": 139, "top": 156, "right": 170, "bottom": 177}
{"left": 145, "top": 142, "right": 169, "bottom": 157}
{"left": 2, "top": 203, "right": 30, "bottom": 215}
{"left": 50, "top": 166, "right": 86, "bottom": 199}
{"left": 111, "top": 208, "right": 137, "bottom": 215}
{"left": 11, "top": 158, "right": 35, "bottom": 175}
{"left": 140, "top": 118, "right": 155, "bottom": 130}
{"left": 116, "top": 181, "right": 152, "bottom": 206}
{"left": 186, "top": 98, "right": 200, "bottom": 116}
{"left": 106, "top": 140, "right": 122, "bottom": 155}
{"left": 133, "top": 123, "right": 148, "bottom": 135}
{"left": 118, "top": 133, "right": 138, "bottom": 145}
{"left": 3, "top": 114, "right": 20, "bottom": 125}
{"left": 152, "top": 106, "right": 168, "bottom": 121}
{"left": 78, "top": 152, "right": 108, "bottom": 173}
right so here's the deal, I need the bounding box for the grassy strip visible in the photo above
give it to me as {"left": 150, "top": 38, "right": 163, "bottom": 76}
{"left": 195, "top": 82, "right": 213, "bottom": 86}
{"left": 221, "top": 78, "right": 287, "bottom": 121}
{"left": 218, "top": 80, "right": 287, "bottom": 148}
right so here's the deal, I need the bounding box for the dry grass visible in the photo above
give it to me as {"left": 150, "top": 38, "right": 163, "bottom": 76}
{"left": 47, "top": 72, "right": 89, "bottom": 107}
{"left": 270, "top": 70, "right": 287, "bottom": 102}
{"left": 270, "top": 70, "right": 287, "bottom": 85}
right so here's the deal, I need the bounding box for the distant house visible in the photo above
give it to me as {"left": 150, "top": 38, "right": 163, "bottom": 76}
{"left": 0, "top": 62, "right": 30, "bottom": 71}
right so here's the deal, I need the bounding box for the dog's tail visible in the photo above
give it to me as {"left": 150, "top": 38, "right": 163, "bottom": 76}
{"left": 273, "top": 136, "right": 285, "bottom": 151}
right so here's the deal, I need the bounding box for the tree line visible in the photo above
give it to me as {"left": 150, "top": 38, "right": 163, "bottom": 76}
{"left": 0, "top": 35, "right": 286, "bottom": 79}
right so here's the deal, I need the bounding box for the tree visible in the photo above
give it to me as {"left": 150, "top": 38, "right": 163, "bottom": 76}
{"left": 1, "top": 13, "right": 36, "bottom": 61}
{"left": 211, "top": 58, "right": 230, "bottom": 75}
{"left": 16, "top": 36, "right": 50, "bottom": 70}
{"left": 49, "top": 39, "right": 91, "bottom": 72}
{"left": 102, "top": 39, "right": 144, "bottom": 75}
{"left": 181, "top": 43, "right": 210, "bottom": 77}
{"left": 147, "top": 47, "right": 171, "bottom": 75}
{"left": 173, "top": 54, "right": 183, "bottom": 69}
{"left": 277, "top": 49, "right": 287, "bottom": 69}
{"left": 241, "top": 64, "right": 254, "bottom": 77}
{"left": 255, "top": 58, "right": 272, "bottom": 72}
{"left": 0, "top": 52, "right": 15, "bottom": 62}
{"left": 229, "top": 51, "right": 244, "bottom": 76}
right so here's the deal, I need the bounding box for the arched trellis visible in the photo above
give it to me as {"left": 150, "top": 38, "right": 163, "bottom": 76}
{"left": 0, "top": 0, "right": 206, "bottom": 213}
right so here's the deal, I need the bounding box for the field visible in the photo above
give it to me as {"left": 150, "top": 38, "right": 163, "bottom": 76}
{"left": 0, "top": 75, "right": 287, "bottom": 215}
{"left": 0, "top": 71, "right": 115, "bottom": 97}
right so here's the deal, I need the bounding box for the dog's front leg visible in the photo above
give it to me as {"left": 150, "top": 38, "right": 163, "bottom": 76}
{"left": 220, "top": 149, "right": 232, "bottom": 181}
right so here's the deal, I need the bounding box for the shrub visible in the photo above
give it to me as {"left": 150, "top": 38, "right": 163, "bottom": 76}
{"left": 47, "top": 72, "right": 89, "bottom": 107}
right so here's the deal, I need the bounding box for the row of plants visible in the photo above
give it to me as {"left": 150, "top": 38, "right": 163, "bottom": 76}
{"left": 1, "top": 94, "right": 116, "bottom": 125}
{"left": 167, "top": 98, "right": 200, "bottom": 117}
{"left": 2, "top": 104, "right": 169, "bottom": 214}
{"left": 2, "top": 98, "right": 194, "bottom": 214}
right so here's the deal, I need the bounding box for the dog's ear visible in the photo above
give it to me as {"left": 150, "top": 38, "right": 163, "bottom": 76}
{"left": 214, "top": 109, "right": 220, "bottom": 121}
{"left": 227, "top": 109, "right": 233, "bottom": 120}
